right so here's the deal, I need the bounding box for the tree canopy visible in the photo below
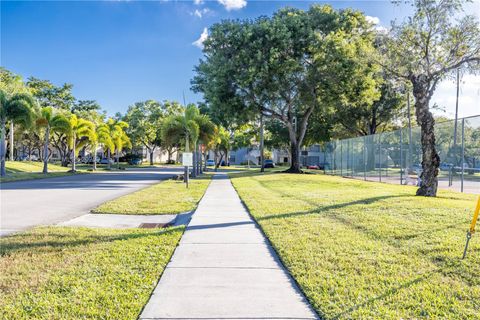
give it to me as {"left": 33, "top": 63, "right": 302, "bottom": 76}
{"left": 193, "top": 5, "right": 382, "bottom": 172}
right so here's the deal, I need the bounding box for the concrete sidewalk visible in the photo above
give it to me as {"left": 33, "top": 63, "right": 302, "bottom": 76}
{"left": 140, "top": 174, "right": 318, "bottom": 319}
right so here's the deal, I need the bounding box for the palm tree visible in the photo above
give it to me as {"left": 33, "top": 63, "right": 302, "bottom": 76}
{"left": 67, "top": 114, "right": 94, "bottom": 172}
{"left": 0, "top": 89, "right": 35, "bottom": 176}
{"left": 106, "top": 118, "right": 131, "bottom": 169}
{"left": 36, "top": 106, "right": 70, "bottom": 174}
{"left": 194, "top": 114, "right": 216, "bottom": 175}
{"left": 162, "top": 104, "right": 200, "bottom": 177}
{"left": 90, "top": 123, "right": 114, "bottom": 171}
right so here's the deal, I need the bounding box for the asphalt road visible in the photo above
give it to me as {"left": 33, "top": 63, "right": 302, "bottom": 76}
{"left": 0, "top": 167, "right": 183, "bottom": 236}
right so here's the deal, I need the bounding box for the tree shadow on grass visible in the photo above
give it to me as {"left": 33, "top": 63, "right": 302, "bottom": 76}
{"left": 0, "top": 227, "right": 183, "bottom": 256}
{"left": 256, "top": 194, "right": 412, "bottom": 222}
{"left": 330, "top": 269, "right": 437, "bottom": 320}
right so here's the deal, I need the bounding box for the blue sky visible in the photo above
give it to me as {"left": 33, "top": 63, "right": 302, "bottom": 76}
{"left": 1, "top": 0, "right": 479, "bottom": 118}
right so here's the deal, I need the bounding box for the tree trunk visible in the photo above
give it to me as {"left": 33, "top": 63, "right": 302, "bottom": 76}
{"left": 0, "top": 119, "right": 6, "bottom": 176}
{"left": 285, "top": 123, "right": 302, "bottom": 173}
{"left": 43, "top": 126, "right": 50, "bottom": 174}
{"left": 286, "top": 141, "right": 301, "bottom": 173}
{"left": 71, "top": 134, "right": 76, "bottom": 172}
{"left": 413, "top": 81, "right": 440, "bottom": 197}
{"left": 199, "top": 145, "right": 203, "bottom": 174}
{"left": 149, "top": 150, "right": 154, "bottom": 166}
{"left": 191, "top": 142, "right": 197, "bottom": 178}
{"left": 365, "top": 135, "right": 375, "bottom": 171}
{"left": 116, "top": 151, "right": 120, "bottom": 169}
{"left": 107, "top": 149, "right": 112, "bottom": 170}
{"left": 93, "top": 147, "right": 97, "bottom": 171}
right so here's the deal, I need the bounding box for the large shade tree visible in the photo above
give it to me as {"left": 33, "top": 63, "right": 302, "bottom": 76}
{"left": 124, "top": 100, "right": 166, "bottom": 165}
{"left": 193, "top": 5, "right": 380, "bottom": 173}
{"left": 0, "top": 90, "right": 35, "bottom": 176}
{"left": 380, "top": 0, "right": 480, "bottom": 196}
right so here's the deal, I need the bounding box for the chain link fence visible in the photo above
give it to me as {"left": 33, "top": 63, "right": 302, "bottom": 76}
{"left": 323, "top": 115, "right": 480, "bottom": 194}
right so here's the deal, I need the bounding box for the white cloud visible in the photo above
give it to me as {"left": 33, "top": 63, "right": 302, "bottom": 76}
{"left": 192, "top": 8, "right": 210, "bottom": 18}
{"left": 218, "top": 0, "right": 246, "bottom": 11}
{"left": 431, "top": 74, "right": 480, "bottom": 119}
{"left": 193, "top": 0, "right": 204, "bottom": 5}
{"left": 193, "top": 27, "right": 208, "bottom": 48}
{"left": 365, "top": 15, "right": 380, "bottom": 25}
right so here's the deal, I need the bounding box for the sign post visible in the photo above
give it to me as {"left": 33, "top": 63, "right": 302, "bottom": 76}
{"left": 182, "top": 152, "right": 193, "bottom": 188}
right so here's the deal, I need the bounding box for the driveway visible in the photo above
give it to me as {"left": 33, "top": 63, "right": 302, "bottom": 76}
{"left": 0, "top": 167, "right": 183, "bottom": 236}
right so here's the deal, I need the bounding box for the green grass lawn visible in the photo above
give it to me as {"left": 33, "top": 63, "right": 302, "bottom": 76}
{"left": 230, "top": 171, "right": 480, "bottom": 319}
{"left": 93, "top": 175, "right": 212, "bottom": 215}
{"left": 1, "top": 161, "right": 81, "bottom": 183}
{"left": 0, "top": 226, "right": 183, "bottom": 319}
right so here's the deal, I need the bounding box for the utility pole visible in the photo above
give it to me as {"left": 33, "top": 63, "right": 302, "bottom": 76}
{"left": 260, "top": 114, "right": 265, "bottom": 173}
{"left": 449, "top": 68, "right": 460, "bottom": 186}
{"left": 453, "top": 68, "right": 460, "bottom": 146}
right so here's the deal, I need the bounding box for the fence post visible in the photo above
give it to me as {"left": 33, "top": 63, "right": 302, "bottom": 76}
{"left": 379, "top": 134, "right": 382, "bottom": 182}
{"left": 400, "top": 129, "right": 403, "bottom": 185}
{"left": 363, "top": 136, "right": 367, "bottom": 181}
{"left": 340, "top": 141, "right": 343, "bottom": 176}
{"left": 461, "top": 118, "right": 465, "bottom": 193}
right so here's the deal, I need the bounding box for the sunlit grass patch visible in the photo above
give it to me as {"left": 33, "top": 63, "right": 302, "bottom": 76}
{"left": 0, "top": 226, "right": 183, "bottom": 319}
{"left": 231, "top": 172, "right": 480, "bottom": 319}
{"left": 1, "top": 161, "right": 86, "bottom": 183}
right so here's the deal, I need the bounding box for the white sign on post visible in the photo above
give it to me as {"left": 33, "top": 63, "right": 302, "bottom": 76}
{"left": 182, "top": 152, "right": 193, "bottom": 166}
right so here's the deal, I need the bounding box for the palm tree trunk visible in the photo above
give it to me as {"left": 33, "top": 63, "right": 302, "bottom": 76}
{"left": 192, "top": 142, "right": 197, "bottom": 178}
{"left": 117, "top": 150, "right": 120, "bottom": 169}
{"left": 9, "top": 121, "right": 14, "bottom": 161}
{"left": 43, "top": 126, "right": 50, "bottom": 174}
{"left": 92, "top": 145, "right": 97, "bottom": 171}
{"left": 72, "top": 133, "right": 76, "bottom": 172}
{"left": 0, "top": 119, "right": 7, "bottom": 176}
{"left": 199, "top": 144, "right": 203, "bottom": 174}
{"left": 107, "top": 149, "right": 111, "bottom": 170}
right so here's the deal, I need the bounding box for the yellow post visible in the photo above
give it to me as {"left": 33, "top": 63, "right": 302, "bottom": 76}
{"left": 468, "top": 197, "right": 480, "bottom": 234}
{"left": 463, "top": 196, "right": 480, "bottom": 259}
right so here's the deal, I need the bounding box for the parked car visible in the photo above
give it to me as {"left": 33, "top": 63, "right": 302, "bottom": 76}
{"left": 100, "top": 158, "right": 114, "bottom": 165}
{"left": 129, "top": 158, "right": 143, "bottom": 165}
{"left": 206, "top": 159, "right": 215, "bottom": 166}
{"left": 307, "top": 165, "right": 320, "bottom": 170}
{"left": 81, "top": 156, "right": 100, "bottom": 164}
{"left": 264, "top": 159, "right": 275, "bottom": 168}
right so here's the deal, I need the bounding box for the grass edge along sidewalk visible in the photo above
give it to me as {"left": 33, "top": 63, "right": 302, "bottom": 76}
{"left": 0, "top": 226, "right": 184, "bottom": 319}
{"left": 92, "top": 174, "right": 212, "bottom": 215}
{"left": 229, "top": 171, "right": 479, "bottom": 320}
